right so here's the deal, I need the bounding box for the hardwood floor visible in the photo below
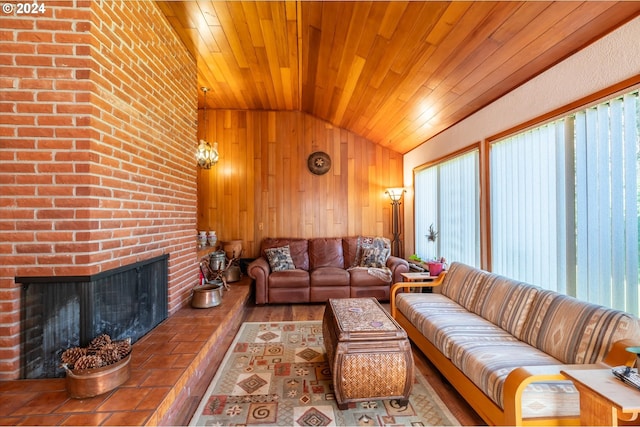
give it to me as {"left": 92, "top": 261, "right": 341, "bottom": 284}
{"left": 241, "top": 301, "right": 485, "bottom": 426}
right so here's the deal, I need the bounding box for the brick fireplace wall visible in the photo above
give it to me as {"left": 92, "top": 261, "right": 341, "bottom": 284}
{"left": 0, "top": 0, "right": 197, "bottom": 379}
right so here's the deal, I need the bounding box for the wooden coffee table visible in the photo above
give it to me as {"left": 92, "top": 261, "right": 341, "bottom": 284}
{"left": 322, "top": 297, "right": 414, "bottom": 409}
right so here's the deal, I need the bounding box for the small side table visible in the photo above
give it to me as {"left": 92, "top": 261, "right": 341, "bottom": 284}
{"left": 400, "top": 272, "right": 437, "bottom": 293}
{"left": 400, "top": 272, "right": 438, "bottom": 282}
{"left": 561, "top": 368, "right": 640, "bottom": 426}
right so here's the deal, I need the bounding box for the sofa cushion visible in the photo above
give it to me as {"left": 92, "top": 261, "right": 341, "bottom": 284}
{"left": 451, "top": 340, "right": 580, "bottom": 416}
{"left": 342, "top": 237, "right": 359, "bottom": 268}
{"left": 440, "top": 262, "right": 490, "bottom": 310}
{"left": 470, "top": 273, "right": 540, "bottom": 339}
{"left": 348, "top": 268, "right": 391, "bottom": 287}
{"left": 261, "top": 238, "right": 310, "bottom": 271}
{"left": 310, "top": 267, "right": 350, "bottom": 287}
{"left": 268, "top": 270, "right": 310, "bottom": 288}
{"left": 309, "top": 238, "right": 344, "bottom": 270}
{"left": 521, "top": 290, "right": 640, "bottom": 364}
{"left": 397, "top": 293, "right": 519, "bottom": 358}
{"left": 264, "top": 245, "right": 295, "bottom": 271}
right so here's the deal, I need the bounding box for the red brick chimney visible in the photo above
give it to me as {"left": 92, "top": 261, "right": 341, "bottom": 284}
{"left": 0, "top": 0, "right": 198, "bottom": 379}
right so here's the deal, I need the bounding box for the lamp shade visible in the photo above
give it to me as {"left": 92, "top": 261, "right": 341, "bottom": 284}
{"left": 386, "top": 187, "right": 405, "bottom": 202}
{"left": 197, "top": 140, "right": 219, "bottom": 169}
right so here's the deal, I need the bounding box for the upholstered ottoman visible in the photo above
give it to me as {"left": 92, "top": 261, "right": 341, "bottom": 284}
{"left": 322, "top": 297, "right": 414, "bottom": 409}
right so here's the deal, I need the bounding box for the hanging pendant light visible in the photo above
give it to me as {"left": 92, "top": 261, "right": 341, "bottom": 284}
{"left": 196, "top": 87, "right": 219, "bottom": 169}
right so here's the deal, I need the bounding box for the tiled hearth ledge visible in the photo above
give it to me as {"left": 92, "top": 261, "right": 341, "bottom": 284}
{"left": 0, "top": 278, "right": 251, "bottom": 426}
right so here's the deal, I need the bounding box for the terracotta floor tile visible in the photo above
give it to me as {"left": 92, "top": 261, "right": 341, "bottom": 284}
{"left": 122, "top": 368, "right": 150, "bottom": 387}
{"left": 141, "top": 331, "right": 174, "bottom": 343}
{"left": 97, "top": 387, "right": 151, "bottom": 412}
{"left": 146, "top": 341, "right": 180, "bottom": 355}
{"left": 140, "top": 369, "right": 184, "bottom": 387}
{"left": 54, "top": 393, "right": 109, "bottom": 413}
{"left": 172, "top": 353, "right": 195, "bottom": 368}
{"left": 140, "top": 354, "right": 183, "bottom": 370}
{"left": 135, "top": 386, "right": 170, "bottom": 410}
{"left": 15, "top": 414, "right": 67, "bottom": 426}
{"left": 130, "top": 352, "right": 153, "bottom": 368}
{"left": 130, "top": 345, "right": 157, "bottom": 362}
{"left": 0, "top": 378, "right": 65, "bottom": 393}
{"left": 10, "top": 390, "right": 69, "bottom": 415}
{"left": 59, "top": 412, "right": 112, "bottom": 426}
{"left": 195, "top": 331, "right": 215, "bottom": 341}
{"left": 169, "top": 340, "right": 204, "bottom": 355}
{"left": 101, "top": 410, "right": 153, "bottom": 426}
{"left": 171, "top": 324, "right": 202, "bottom": 334}
{"left": 168, "top": 331, "right": 202, "bottom": 342}
{"left": 0, "top": 392, "right": 41, "bottom": 416}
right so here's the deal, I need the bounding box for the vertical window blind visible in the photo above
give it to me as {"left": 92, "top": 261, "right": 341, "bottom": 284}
{"left": 574, "top": 93, "right": 639, "bottom": 314}
{"left": 414, "top": 150, "right": 480, "bottom": 267}
{"left": 490, "top": 120, "right": 568, "bottom": 293}
{"left": 490, "top": 90, "right": 640, "bottom": 315}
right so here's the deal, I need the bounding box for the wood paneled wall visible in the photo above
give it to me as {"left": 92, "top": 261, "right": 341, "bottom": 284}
{"left": 197, "top": 110, "right": 404, "bottom": 258}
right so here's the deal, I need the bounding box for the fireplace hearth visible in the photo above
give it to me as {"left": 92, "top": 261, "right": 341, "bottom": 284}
{"left": 17, "top": 254, "right": 168, "bottom": 379}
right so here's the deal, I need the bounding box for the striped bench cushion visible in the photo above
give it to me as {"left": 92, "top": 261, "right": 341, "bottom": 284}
{"left": 396, "top": 293, "right": 517, "bottom": 358}
{"left": 440, "top": 262, "right": 490, "bottom": 311}
{"left": 450, "top": 340, "right": 578, "bottom": 418}
{"left": 521, "top": 290, "right": 640, "bottom": 364}
{"left": 470, "top": 273, "right": 540, "bottom": 339}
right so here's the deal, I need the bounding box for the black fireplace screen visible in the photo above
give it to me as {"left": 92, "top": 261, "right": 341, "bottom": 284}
{"left": 18, "top": 254, "right": 169, "bottom": 378}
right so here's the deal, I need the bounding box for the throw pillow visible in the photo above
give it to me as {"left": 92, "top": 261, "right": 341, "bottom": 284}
{"left": 264, "top": 245, "right": 296, "bottom": 272}
{"left": 359, "top": 246, "right": 388, "bottom": 268}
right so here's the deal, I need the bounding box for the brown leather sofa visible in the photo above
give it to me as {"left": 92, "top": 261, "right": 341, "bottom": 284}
{"left": 248, "top": 237, "right": 410, "bottom": 304}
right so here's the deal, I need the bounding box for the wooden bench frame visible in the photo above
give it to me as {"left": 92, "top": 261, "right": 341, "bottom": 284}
{"left": 390, "top": 277, "right": 636, "bottom": 426}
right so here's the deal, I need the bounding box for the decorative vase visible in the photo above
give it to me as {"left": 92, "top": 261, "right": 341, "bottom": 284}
{"left": 197, "top": 231, "right": 207, "bottom": 247}
{"left": 207, "top": 231, "right": 217, "bottom": 247}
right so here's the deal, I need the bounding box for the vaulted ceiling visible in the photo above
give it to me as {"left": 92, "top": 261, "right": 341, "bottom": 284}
{"left": 158, "top": 1, "right": 640, "bottom": 154}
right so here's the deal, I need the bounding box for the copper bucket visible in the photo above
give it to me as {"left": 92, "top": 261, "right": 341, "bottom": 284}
{"left": 64, "top": 353, "right": 131, "bottom": 399}
{"left": 191, "top": 281, "right": 223, "bottom": 308}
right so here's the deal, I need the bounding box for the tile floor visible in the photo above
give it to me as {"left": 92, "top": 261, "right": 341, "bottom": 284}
{"left": 0, "top": 280, "right": 251, "bottom": 426}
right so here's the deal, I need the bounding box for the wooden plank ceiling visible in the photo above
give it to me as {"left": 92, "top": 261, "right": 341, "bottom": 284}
{"left": 157, "top": 1, "right": 640, "bottom": 154}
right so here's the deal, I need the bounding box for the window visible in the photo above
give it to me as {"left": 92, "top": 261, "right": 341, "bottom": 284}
{"left": 573, "top": 93, "right": 639, "bottom": 314}
{"left": 414, "top": 149, "right": 480, "bottom": 267}
{"left": 490, "top": 120, "right": 569, "bottom": 293}
{"left": 490, "top": 90, "right": 640, "bottom": 315}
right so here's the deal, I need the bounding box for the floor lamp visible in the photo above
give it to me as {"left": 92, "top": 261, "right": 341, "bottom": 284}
{"left": 385, "top": 188, "right": 405, "bottom": 257}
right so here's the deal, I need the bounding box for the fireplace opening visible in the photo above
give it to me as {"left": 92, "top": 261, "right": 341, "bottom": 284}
{"left": 17, "top": 254, "right": 169, "bottom": 379}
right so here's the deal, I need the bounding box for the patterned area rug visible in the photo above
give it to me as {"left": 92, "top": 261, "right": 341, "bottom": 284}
{"left": 189, "top": 321, "right": 459, "bottom": 426}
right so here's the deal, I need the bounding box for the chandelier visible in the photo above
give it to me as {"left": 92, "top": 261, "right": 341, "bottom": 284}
{"left": 196, "top": 87, "right": 219, "bottom": 169}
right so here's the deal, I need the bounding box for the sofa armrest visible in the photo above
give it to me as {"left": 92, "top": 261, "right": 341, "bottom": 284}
{"left": 248, "top": 257, "right": 270, "bottom": 305}
{"left": 387, "top": 256, "right": 409, "bottom": 282}
{"left": 390, "top": 272, "right": 447, "bottom": 317}
{"left": 503, "top": 363, "right": 605, "bottom": 425}
{"left": 603, "top": 338, "right": 639, "bottom": 367}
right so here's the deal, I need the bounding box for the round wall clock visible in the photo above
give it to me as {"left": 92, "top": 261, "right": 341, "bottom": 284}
{"left": 307, "top": 151, "right": 331, "bottom": 175}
